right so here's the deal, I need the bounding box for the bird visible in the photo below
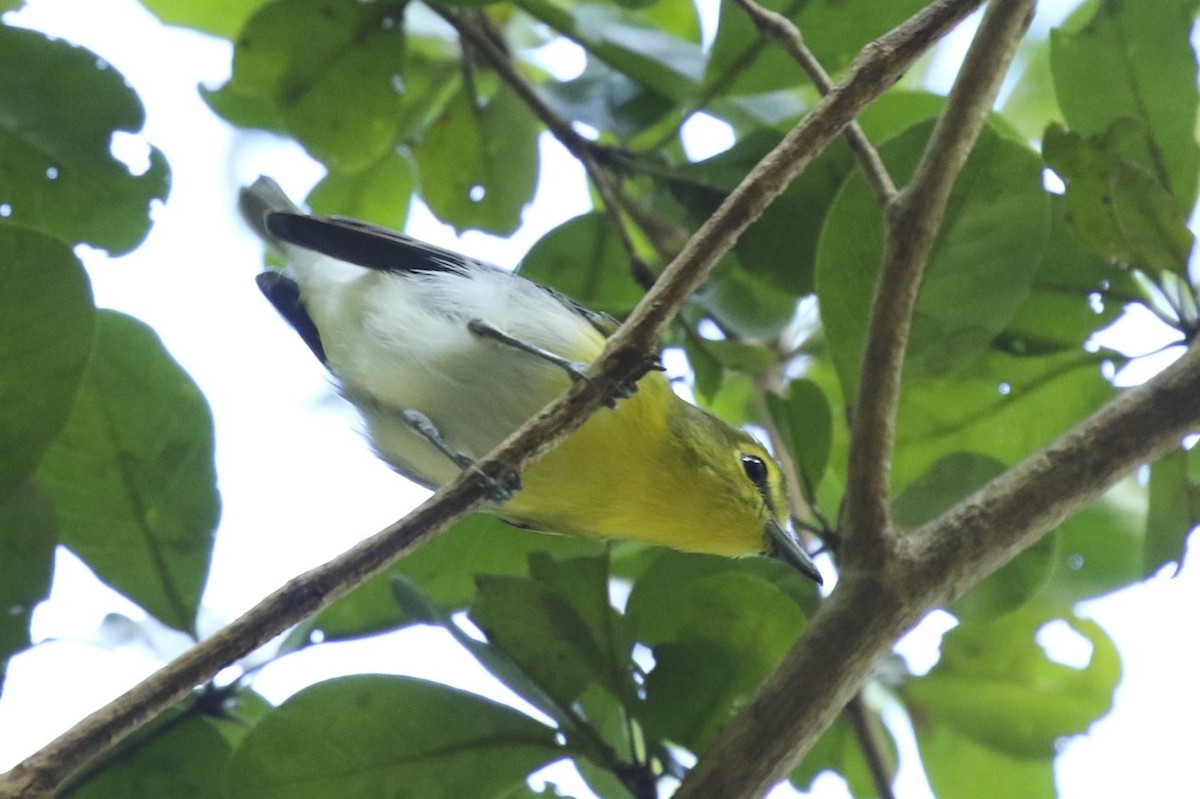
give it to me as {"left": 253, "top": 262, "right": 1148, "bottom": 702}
{"left": 240, "top": 176, "right": 822, "bottom": 584}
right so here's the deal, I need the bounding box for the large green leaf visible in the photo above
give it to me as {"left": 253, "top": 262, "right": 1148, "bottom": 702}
{"left": 519, "top": 213, "right": 645, "bottom": 318}
{"left": 0, "top": 226, "right": 94, "bottom": 503}
{"left": 1050, "top": 0, "right": 1199, "bottom": 210}
{"left": 1044, "top": 121, "right": 1194, "bottom": 276}
{"left": 818, "top": 121, "right": 1051, "bottom": 402}
{"left": 791, "top": 716, "right": 898, "bottom": 798}
{"left": 413, "top": 85, "right": 540, "bottom": 235}
{"left": 138, "top": 0, "right": 271, "bottom": 38}
{"left": 637, "top": 572, "right": 805, "bottom": 751}
{"left": 766, "top": 379, "right": 832, "bottom": 499}
{"left": 205, "top": 2, "right": 458, "bottom": 172}
{"left": 61, "top": 712, "right": 232, "bottom": 798}
{"left": 305, "top": 152, "right": 414, "bottom": 230}
{"left": 915, "top": 722, "right": 1054, "bottom": 799}
{"left": 226, "top": 676, "right": 561, "bottom": 799}
{"left": 0, "top": 481, "right": 55, "bottom": 694}
{"left": 294, "top": 515, "right": 601, "bottom": 644}
{"left": 0, "top": 27, "right": 169, "bottom": 254}
{"left": 908, "top": 607, "right": 1121, "bottom": 759}
{"left": 37, "top": 312, "right": 219, "bottom": 632}
{"left": 541, "top": 59, "right": 675, "bottom": 142}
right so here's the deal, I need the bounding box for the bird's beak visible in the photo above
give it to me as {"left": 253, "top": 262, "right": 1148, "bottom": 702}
{"left": 766, "top": 519, "right": 823, "bottom": 585}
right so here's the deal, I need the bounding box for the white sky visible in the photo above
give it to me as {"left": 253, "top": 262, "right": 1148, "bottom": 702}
{"left": 1, "top": 1, "right": 1197, "bottom": 797}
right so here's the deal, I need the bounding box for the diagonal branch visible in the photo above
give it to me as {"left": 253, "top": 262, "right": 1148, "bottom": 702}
{"left": 732, "top": 0, "right": 897, "bottom": 206}
{"left": 842, "top": 0, "right": 1036, "bottom": 565}
{"left": 0, "top": 1, "right": 986, "bottom": 796}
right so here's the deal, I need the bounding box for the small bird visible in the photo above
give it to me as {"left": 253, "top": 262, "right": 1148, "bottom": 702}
{"left": 241, "top": 177, "right": 821, "bottom": 584}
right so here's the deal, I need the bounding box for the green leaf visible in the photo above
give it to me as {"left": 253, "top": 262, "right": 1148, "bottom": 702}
{"left": 0, "top": 226, "right": 94, "bottom": 503}
{"left": 1145, "top": 447, "right": 1198, "bottom": 578}
{"left": 37, "top": 311, "right": 219, "bottom": 632}
{"left": 909, "top": 607, "right": 1121, "bottom": 759}
{"left": 1000, "top": 195, "right": 1137, "bottom": 355}
{"left": 818, "top": 121, "right": 1050, "bottom": 402}
{"left": 137, "top": 0, "right": 272, "bottom": 39}
{"left": 1043, "top": 121, "right": 1194, "bottom": 275}
{"left": 766, "top": 380, "right": 832, "bottom": 499}
{"left": 0, "top": 481, "right": 55, "bottom": 693}
{"left": 705, "top": 0, "right": 928, "bottom": 97}
{"left": 639, "top": 572, "right": 804, "bottom": 751}
{"left": 470, "top": 566, "right": 631, "bottom": 706}
{"left": 226, "top": 676, "right": 561, "bottom": 799}
{"left": 413, "top": 85, "right": 540, "bottom": 235}
{"left": 519, "top": 213, "right": 645, "bottom": 318}
{"left": 692, "top": 258, "right": 798, "bottom": 340}
{"left": 915, "top": 722, "right": 1054, "bottom": 799}
{"left": 0, "top": 27, "right": 170, "bottom": 254}
{"left": 893, "top": 453, "right": 1057, "bottom": 620}
{"left": 541, "top": 59, "right": 674, "bottom": 141}
{"left": 61, "top": 713, "right": 232, "bottom": 799}
{"left": 298, "top": 516, "right": 601, "bottom": 643}
{"left": 1050, "top": 0, "right": 1199, "bottom": 209}
{"left": 514, "top": 0, "right": 704, "bottom": 102}
{"left": 207, "top": 2, "right": 458, "bottom": 172}
{"left": 305, "top": 153, "right": 414, "bottom": 229}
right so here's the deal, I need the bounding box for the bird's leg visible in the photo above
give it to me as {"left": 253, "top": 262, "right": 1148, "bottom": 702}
{"left": 467, "top": 318, "right": 637, "bottom": 403}
{"left": 400, "top": 409, "right": 519, "bottom": 503}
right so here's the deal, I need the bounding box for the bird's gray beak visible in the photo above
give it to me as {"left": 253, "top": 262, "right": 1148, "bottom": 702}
{"left": 766, "top": 519, "right": 823, "bottom": 585}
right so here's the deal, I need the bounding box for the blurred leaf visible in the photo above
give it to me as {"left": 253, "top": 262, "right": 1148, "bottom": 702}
{"left": 226, "top": 676, "right": 561, "bottom": 799}
{"left": 909, "top": 607, "right": 1120, "bottom": 759}
{"left": 138, "top": 0, "right": 271, "bottom": 38}
{"left": 818, "top": 121, "right": 1050, "bottom": 402}
{"left": 414, "top": 85, "right": 540, "bottom": 235}
{"left": 683, "top": 338, "right": 723, "bottom": 405}
{"left": 893, "top": 453, "right": 1057, "bottom": 620}
{"left": 305, "top": 152, "right": 414, "bottom": 229}
{"left": 0, "top": 481, "right": 55, "bottom": 693}
{"left": 915, "top": 722, "right": 1054, "bottom": 799}
{"left": 0, "top": 27, "right": 170, "bottom": 254}
{"left": 692, "top": 258, "right": 797, "bottom": 340}
{"left": 515, "top": 0, "right": 703, "bottom": 101}
{"left": 541, "top": 58, "right": 674, "bottom": 140}
{"left": 297, "top": 516, "right": 601, "bottom": 643}
{"left": 0, "top": 227, "right": 94, "bottom": 503}
{"left": 639, "top": 572, "right": 804, "bottom": 751}
{"left": 999, "top": 195, "right": 1137, "bottom": 355}
{"left": 1050, "top": 0, "right": 1199, "bottom": 209}
{"left": 519, "top": 213, "right": 645, "bottom": 317}
{"left": 1145, "top": 446, "right": 1198, "bottom": 577}
{"left": 470, "top": 567, "right": 631, "bottom": 707}
{"left": 625, "top": 549, "right": 819, "bottom": 639}
{"left": 206, "top": 2, "right": 457, "bottom": 172}
{"left": 766, "top": 379, "right": 832, "bottom": 498}
{"left": 1044, "top": 121, "right": 1193, "bottom": 276}
{"left": 62, "top": 712, "right": 231, "bottom": 799}
{"left": 1000, "top": 29, "right": 1063, "bottom": 143}
{"left": 705, "top": 0, "right": 928, "bottom": 97}
{"left": 791, "top": 715, "right": 899, "bottom": 798}
{"left": 37, "top": 311, "right": 219, "bottom": 633}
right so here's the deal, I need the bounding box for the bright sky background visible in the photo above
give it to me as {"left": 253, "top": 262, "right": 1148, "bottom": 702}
{"left": 1, "top": 0, "right": 1197, "bottom": 796}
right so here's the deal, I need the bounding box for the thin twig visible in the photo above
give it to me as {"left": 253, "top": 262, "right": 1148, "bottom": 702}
{"left": 0, "top": 3, "right": 981, "bottom": 796}
{"left": 732, "top": 0, "right": 897, "bottom": 206}
{"left": 434, "top": 7, "right": 654, "bottom": 285}
{"left": 843, "top": 693, "right": 897, "bottom": 799}
{"left": 841, "top": 0, "right": 1036, "bottom": 567}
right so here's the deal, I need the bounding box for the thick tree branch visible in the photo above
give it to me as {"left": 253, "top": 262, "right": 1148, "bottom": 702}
{"left": 678, "top": 337, "right": 1200, "bottom": 797}
{"left": 842, "top": 0, "right": 1036, "bottom": 565}
{"left": 0, "top": 2, "right": 983, "bottom": 796}
{"left": 732, "top": 0, "right": 897, "bottom": 205}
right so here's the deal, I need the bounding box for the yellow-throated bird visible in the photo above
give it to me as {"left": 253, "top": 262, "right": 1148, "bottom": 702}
{"left": 241, "top": 177, "right": 821, "bottom": 584}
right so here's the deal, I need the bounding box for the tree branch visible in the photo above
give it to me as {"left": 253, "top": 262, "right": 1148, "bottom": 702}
{"left": 842, "top": 0, "right": 1036, "bottom": 565}
{"left": 0, "top": 2, "right": 983, "bottom": 796}
{"left": 843, "top": 693, "right": 896, "bottom": 799}
{"left": 731, "top": 0, "right": 897, "bottom": 205}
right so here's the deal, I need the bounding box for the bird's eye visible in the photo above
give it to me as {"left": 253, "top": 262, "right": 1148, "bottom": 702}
{"left": 741, "top": 454, "right": 769, "bottom": 487}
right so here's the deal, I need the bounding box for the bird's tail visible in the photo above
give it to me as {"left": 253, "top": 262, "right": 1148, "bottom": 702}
{"left": 238, "top": 176, "right": 301, "bottom": 247}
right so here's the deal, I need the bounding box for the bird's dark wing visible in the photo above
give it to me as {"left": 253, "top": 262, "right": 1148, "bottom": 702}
{"left": 256, "top": 271, "right": 326, "bottom": 364}
{"left": 265, "top": 212, "right": 489, "bottom": 275}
